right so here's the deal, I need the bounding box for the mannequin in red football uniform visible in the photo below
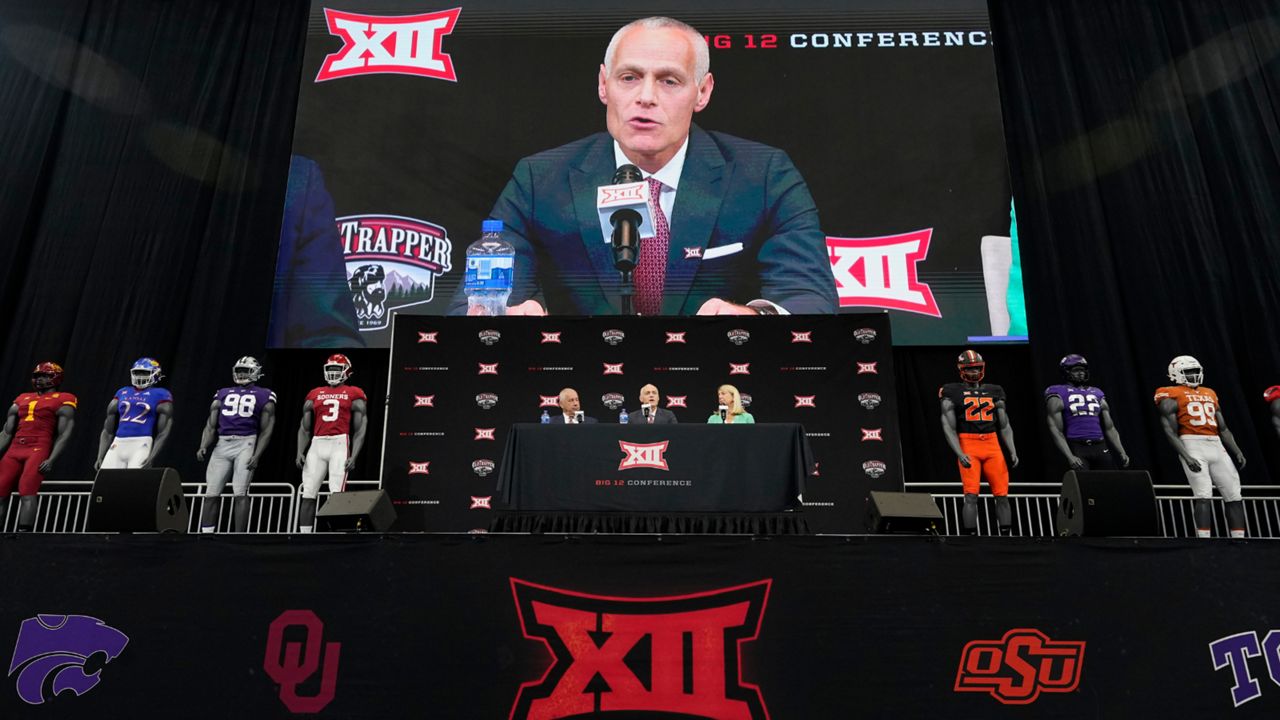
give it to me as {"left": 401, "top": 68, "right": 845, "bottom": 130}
{"left": 0, "top": 363, "right": 77, "bottom": 531}
{"left": 296, "top": 354, "right": 368, "bottom": 532}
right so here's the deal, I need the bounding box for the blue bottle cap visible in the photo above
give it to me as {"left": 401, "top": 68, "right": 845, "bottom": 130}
{"left": 481, "top": 219, "right": 503, "bottom": 233}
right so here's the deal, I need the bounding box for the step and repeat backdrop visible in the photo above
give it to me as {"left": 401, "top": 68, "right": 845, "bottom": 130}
{"left": 269, "top": 0, "right": 1027, "bottom": 349}
{"left": 383, "top": 314, "right": 897, "bottom": 532}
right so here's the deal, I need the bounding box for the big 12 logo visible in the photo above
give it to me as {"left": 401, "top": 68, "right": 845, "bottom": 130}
{"left": 509, "top": 578, "right": 771, "bottom": 719}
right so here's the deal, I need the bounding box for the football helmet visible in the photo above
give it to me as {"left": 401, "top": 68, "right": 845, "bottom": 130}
{"left": 233, "top": 356, "right": 263, "bottom": 386}
{"left": 131, "top": 357, "right": 163, "bottom": 389}
{"left": 957, "top": 349, "right": 985, "bottom": 383}
{"left": 31, "top": 362, "right": 64, "bottom": 391}
{"left": 323, "top": 354, "right": 352, "bottom": 386}
{"left": 1265, "top": 385, "right": 1280, "bottom": 403}
{"left": 1060, "top": 353, "right": 1089, "bottom": 384}
{"left": 1167, "top": 355, "right": 1204, "bottom": 387}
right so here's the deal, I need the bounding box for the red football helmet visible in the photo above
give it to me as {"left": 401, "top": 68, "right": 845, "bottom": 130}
{"left": 31, "top": 361, "right": 64, "bottom": 391}
{"left": 1265, "top": 385, "right": 1280, "bottom": 403}
{"left": 323, "top": 354, "right": 352, "bottom": 386}
{"left": 957, "top": 349, "right": 985, "bottom": 383}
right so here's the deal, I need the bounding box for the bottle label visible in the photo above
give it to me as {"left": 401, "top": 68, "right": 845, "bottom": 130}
{"left": 464, "top": 253, "right": 515, "bottom": 292}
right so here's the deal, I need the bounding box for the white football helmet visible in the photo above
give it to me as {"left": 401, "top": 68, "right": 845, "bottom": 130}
{"left": 1168, "top": 355, "right": 1204, "bottom": 386}
{"left": 131, "top": 357, "right": 163, "bottom": 389}
{"left": 232, "top": 356, "right": 263, "bottom": 385}
{"left": 324, "top": 354, "right": 352, "bottom": 386}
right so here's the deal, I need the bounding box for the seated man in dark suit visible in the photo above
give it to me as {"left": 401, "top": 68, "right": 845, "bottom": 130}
{"left": 548, "top": 388, "right": 597, "bottom": 424}
{"left": 628, "top": 383, "right": 677, "bottom": 424}
{"left": 449, "top": 16, "right": 837, "bottom": 317}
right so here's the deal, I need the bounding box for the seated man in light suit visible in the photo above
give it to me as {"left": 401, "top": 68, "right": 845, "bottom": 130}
{"left": 628, "top": 384, "right": 677, "bottom": 424}
{"left": 449, "top": 16, "right": 837, "bottom": 317}
{"left": 548, "top": 388, "right": 597, "bottom": 424}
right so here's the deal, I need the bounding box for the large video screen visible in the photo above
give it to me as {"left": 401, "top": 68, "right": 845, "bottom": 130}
{"left": 269, "top": 0, "right": 1028, "bottom": 347}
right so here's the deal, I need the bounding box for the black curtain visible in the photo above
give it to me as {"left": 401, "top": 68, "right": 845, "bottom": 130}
{"left": 989, "top": 0, "right": 1280, "bottom": 485}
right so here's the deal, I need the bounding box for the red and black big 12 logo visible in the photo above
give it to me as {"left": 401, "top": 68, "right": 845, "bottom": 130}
{"left": 954, "top": 628, "right": 1085, "bottom": 705}
{"left": 509, "top": 578, "right": 771, "bottom": 719}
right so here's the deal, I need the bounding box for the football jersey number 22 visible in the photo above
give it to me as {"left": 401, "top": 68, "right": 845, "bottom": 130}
{"left": 963, "top": 397, "right": 995, "bottom": 422}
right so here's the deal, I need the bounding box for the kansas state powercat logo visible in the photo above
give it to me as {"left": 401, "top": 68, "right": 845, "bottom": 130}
{"left": 665, "top": 332, "right": 687, "bottom": 344}
{"left": 603, "top": 363, "right": 624, "bottom": 375}
{"left": 858, "top": 392, "right": 882, "bottom": 409}
{"left": 408, "top": 461, "right": 430, "bottom": 475}
{"left": 827, "top": 229, "right": 941, "bottom": 316}
{"left": 474, "top": 428, "right": 496, "bottom": 441}
{"left": 476, "top": 393, "right": 498, "bottom": 410}
{"left": 540, "top": 332, "right": 561, "bottom": 344}
{"left": 794, "top": 395, "right": 816, "bottom": 408}
{"left": 602, "top": 330, "right": 626, "bottom": 346}
{"left": 955, "top": 629, "right": 1085, "bottom": 705}
{"left": 8, "top": 614, "right": 129, "bottom": 705}
{"left": 863, "top": 460, "right": 887, "bottom": 478}
{"left": 417, "top": 331, "right": 438, "bottom": 343}
{"left": 727, "top": 329, "right": 750, "bottom": 345}
{"left": 264, "top": 610, "right": 341, "bottom": 714}
{"left": 509, "top": 579, "right": 771, "bottom": 720}
{"left": 666, "top": 396, "right": 687, "bottom": 408}
{"left": 316, "top": 8, "right": 460, "bottom": 82}
{"left": 853, "top": 327, "right": 878, "bottom": 344}
{"left": 413, "top": 394, "right": 435, "bottom": 407}
{"left": 539, "top": 395, "right": 560, "bottom": 408}
{"left": 618, "top": 441, "right": 670, "bottom": 471}
{"left": 472, "top": 459, "right": 496, "bottom": 477}
{"left": 729, "top": 363, "right": 750, "bottom": 375}
{"left": 339, "top": 214, "right": 453, "bottom": 333}
{"left": 857, "top": 362, "right": 879, "bottom": 375}
{"left": 479, "top": 330, "right": 501, "bottom": 346}
{"left": 601, "top": 393, "right": 625, "bottom": 411}
{"left": 791, "top": 331, "right": 813, "bottom": 343}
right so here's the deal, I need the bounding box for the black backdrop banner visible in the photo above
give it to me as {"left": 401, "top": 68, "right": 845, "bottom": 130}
{"left": 2, "top": 535, "right": 1279, "bottom": 719}
{"left": 383, "top": 314, "right": 898, "bottom": 532}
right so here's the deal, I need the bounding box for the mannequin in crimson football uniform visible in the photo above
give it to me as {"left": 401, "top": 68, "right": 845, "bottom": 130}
{"left": 940, "top": 350, "right": 1019, "bottom": 535}
{"left": 1266, "top": 385, "right": 1280, "bottom": 440}
{"left": 0, "top": 363, "right": 77, "bottom": 531}
{"left": 296, "top": 354, "right": 367, "bottom": 532}
{"left": 1155, "top": 355, "right": 1246, "bottom": 538}
{"left": 1044, "top": 354, "right": 1129, "bottom": 470}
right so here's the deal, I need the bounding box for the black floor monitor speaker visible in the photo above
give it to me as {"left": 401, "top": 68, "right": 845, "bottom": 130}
{"left": 317, "top": 489, "right": 397, "bottom": 531}
{"left": 868, "top": 491, "right": 943, "bottom": 534}
{"left": 1057, "top": 470, "right": 1159, "bottom": 537}
{"left": 87, "top": 468, "right": 188, "bottom": 533}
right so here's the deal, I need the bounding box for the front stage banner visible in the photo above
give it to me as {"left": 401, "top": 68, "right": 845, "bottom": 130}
{"left": 381, "top": 314, "right": 899, "bottom": 532}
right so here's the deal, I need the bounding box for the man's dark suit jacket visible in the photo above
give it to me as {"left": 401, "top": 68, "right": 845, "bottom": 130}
{"left": 449, "top": 126, "right": 837, "bottom": 315}
{"left": 627, "top": 408, "right": 678, "bottom": 424}
{"left": 547, "top": 415, "right": 598, "bottom": 424}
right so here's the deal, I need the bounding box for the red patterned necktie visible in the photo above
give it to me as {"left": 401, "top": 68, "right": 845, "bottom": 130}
{"left": 634, "top": 177, "right": 669, "bottom": 315}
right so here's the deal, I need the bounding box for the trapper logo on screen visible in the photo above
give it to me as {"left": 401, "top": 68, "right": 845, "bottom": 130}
{"left": 601, "top": 393, "right": 625, "bottom": 411}
{"left": 508, "top": 578, "right": 771, "bottom": 720}
{"left": 472, "top": 459, "right": 496, "bottom": 477}
{"left": 1208, "top": 630, "right": 1280, "bottom": 707}
{"left": 827, "top": 229, "right": 940, "bottom": 316}
{"left": 476, "top": 393, "right": 499, "bottom": 410}
{"left": 316, "top": 8, "right": 460, "bottom": 83}
{"left": 339, "top": 215, "right": 453, "bottom": 333}
{"left": 955, "top": 628, "right": 1085, "bottom": 705}
{"left": 8, "top": 614, "right": 129, "bottom": 705}
{"left": 479, "top": 330, "right": 501, "bottom": 346}
{"left": 727, "top": 329, "right": 751, "bottom": 345}
{"left": 618, "top": 440, "right": 670, "bottom": 471}
{"left": 263, "top": 610, "right": 341, "bottom": 714}
{"left": 862, "top": 460, "right": 887, "bottom": 478}
{"left": 858, "top": 392, "right": 882, "bottom": 409}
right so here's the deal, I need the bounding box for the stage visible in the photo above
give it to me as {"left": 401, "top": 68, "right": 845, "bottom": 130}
{"left": 1, "top": 533, "right": 1276, "bottom": 718}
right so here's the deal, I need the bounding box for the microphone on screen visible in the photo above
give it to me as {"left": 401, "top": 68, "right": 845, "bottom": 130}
{"left": 596, "top": 164, "right": 655, "bottom": 272}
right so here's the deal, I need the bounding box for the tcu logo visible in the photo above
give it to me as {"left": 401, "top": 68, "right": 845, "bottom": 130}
{"left": 858, "top": 392, "right": 882, "bottom": 409}
{"left": 1209, "top": 630, "right": 1280, "bottom": 707}
{"left": 413, "top": 395, "right": 435, "bottom": 407}
{"left": 539, "top": 395, "right": 560, "bottom": 408}
{"left": 794, "top": 395, "right": 816, "bottom": 408}
{"left": 861, "top": 428, "right": 883, "bottom": 441}
{"left": 603, "top": 363, "right": 624, "bottom": 375}
{"left": 540, "top": 332, "right": 561, "bottom": 344}
{"left": 470, "top": 496, "right": 492, "bottom": 509}
{"left": 316, "top": 9, "right": 460, "bottom": 83}
{"left": 479, "top": 363, "right": 499, "bottom": 375}
{"left": 263, "top": 610, "right": 341, "bottom": 714}
{"left": 666, "top": 396, "right": 687, "bottom": 408}
{"left": 417, "top": 331, "right": 438, "bottom": 343}
{"left": 665, "top": 332, "right": 687, "bottom": 343}
{"left": 857, "top": 362, "right": 879, "bottom": 375}
{"left": 408, "top": 461, "right": 430, "bottom": 475}
{"left": 509, "top": 578, "right": 771, "bottom": 720}
{"left": 955, "top": 629, "right": 1085, "bottom": 705}
{"left": 479, "top": 330, "right": 501, "bottom": 345}
{"left": 618, "top": 440, "right": 670, "bottom": 471}
{"left": 474, "top": 428, "right": 496, "bottom": 441}
{"left": 827, "top": 229, "right": 941, "bottom": 316}
{"left": 729, "top": 363, "right": 750, "bottom": 375}
{"left": 862, "top": 460, "right": 887, "bottom": 478}
{"left": 791, "top": 331, "right": 812, "bottom": 343}
{"left": 8, "top": 614, "right": 129, "bottom": 705}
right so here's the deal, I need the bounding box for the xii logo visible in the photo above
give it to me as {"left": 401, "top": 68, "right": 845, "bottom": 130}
{"left": 509, "top": 579, "right": 771, "bottom": 720}
{"left": 264, "top": 610, "right": 341, "bottom": 714}
{"left": 317, "top": 9, "right": 460, "bottom": 83}
{"left": 618, "top": 440, "right": 670, "bottom": 471}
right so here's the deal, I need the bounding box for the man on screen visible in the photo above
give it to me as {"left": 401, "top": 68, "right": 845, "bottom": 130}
{"left": 449, "top": 16, "right": 837, "bottom": 317}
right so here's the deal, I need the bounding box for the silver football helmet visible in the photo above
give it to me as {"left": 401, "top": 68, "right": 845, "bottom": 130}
{"left": 233, "top": 356, "right": 263, "bottom": 386}
{"left": 1168, "top": 355, "right": 1204, "bottom": 387}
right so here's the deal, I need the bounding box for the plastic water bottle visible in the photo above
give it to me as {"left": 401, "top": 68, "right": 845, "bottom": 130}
{"left": 540, "top": 409, "right": 550, "bottom": 424}
{"left": 619, "top": 408, "right": 629, "bottom": 424}
{"left": 464, "top": 219, "right": 514, "bottom": 316}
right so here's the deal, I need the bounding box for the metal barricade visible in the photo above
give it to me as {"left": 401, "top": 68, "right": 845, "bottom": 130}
{"left": 186, "top": 482, "right": 298, "bottom": 534}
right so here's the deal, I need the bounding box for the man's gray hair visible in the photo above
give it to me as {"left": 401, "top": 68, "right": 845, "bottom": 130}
{"left": 603, "top": 17, "right": 710, "bottom": 83}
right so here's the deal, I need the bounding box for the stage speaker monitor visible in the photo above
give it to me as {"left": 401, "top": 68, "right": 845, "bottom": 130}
{"left": 868, "top": 491, "right": 943, "bottom": 534}
{"left": 1057, "top": 470, "right": 1159, "bottom": 537}
{"left": 87, "top": 468, "right": 188, "bottom": 533}
{"left": 316, "top": 489, "right": 396, "bottom": 532}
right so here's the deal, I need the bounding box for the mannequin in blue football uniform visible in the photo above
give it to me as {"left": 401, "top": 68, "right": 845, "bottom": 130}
{"left": 94, "top": 358, "right": 174, "bottom": 470}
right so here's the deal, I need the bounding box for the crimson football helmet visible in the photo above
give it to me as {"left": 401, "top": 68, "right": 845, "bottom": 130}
{"left": 1060, "top": 353, "right": 1089, "bottom": 384}
{"left": 31, "top": 362, "right": 64, "bottom": 391}
{"left": 957, "top": 349, "right": 985, "bottom": 383}
{"left": 323, "top": 354, "right": 352, "bottom": 386}
{"left": 130, "top": 357, "right": 163, "bottom": 389}
{"left": 1168, "top": 355, "right": 1203, "bottom": 387}
{"left": 1265, "top": 385, "right": 1280, "bottom": 403}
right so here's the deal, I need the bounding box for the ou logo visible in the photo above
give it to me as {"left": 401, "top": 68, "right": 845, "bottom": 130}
{"left": 263, "top": 610, "right": 341, "bottom": 713}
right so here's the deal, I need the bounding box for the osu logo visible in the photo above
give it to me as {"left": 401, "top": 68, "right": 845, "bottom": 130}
{"left": 472, "top": 459, "right": 496, "bottom": 477}
{"left": 827, "top": 229, "right": 941, "bottom": 316}
{"left": 540, "top": 332, "right": 561, "bottom": 344}
{"left": 601, "top": 393, "right": 625, "bottom": 411}
{"left": 316, "top": 8, "right": 460, "bottom": 82}
{"left": 862, "top": 460, "right": 887, "bottom": 478}
{"left": 474, "top": 428, "right": 496, "bottom": 441}
{"left": 603, "top": 363, "right": 624, "bottom": 375}
{"left": 408, "top": 461, "right": 430, "bottom": 475}
{"left": 858, "top": 392, "right": 882, "bottom": 409}
{"left": 857, "top": 362, "right": 879, "bottom": 375}
{"left": 413, "top": 394, "right": 435, "bottom": 407}
{"left": 8, "top": 614, "right": 129, "bottom": 705}
{"left": 791, "top": 331, "right": 812, "bottom": 343}
{"left": 264, "top": 610, "right": 341, "bottom": 714}
{"left": 729, "top": 363, "right": 750, "bottom": 375}
{"left": 955, "top": 628, "right": 1085, "bottom": 705}
{"left": 470, "top": 496, "right": 492, "bottom": 510}
{"left": 602, "top": 330, "right": 626, "bottom": 346}
{"left": 727, "top": 329, "right": 750, "bottom": 345}
{"left": 479, "top": 330, "right": 502, "bottom": 346}
{"left": 618, "top": 440, "right": 670, "bottom": 471}
{"left": 339, "top": 214, "right": 453, "bottom": 333}
{"left": 417, "top": 331, "right": 438, "bottom": 343}
{"left": 861, "top": 428, "right": 883, "bottom": 441}
{"left": 476, "top": 393, "right": 499, "bottom": 409}
{"left": 794, "top": 395, "right": 816, "bottom": 408}
{"left": 539, "top": 395, "right": 560, "bottom": 408}
{"left": 665, "top": 332, "right": 687, "bottom": 344}
{"left": 509, "top": 578, "right": 771, "bottom": 719}
{"left": 666, "top": 396, "right": 687, "bottom": 408}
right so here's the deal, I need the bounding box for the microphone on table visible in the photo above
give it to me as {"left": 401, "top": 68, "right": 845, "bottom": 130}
{"left": 718, "top": 405, "right": 728, "bottom": 422}
{"left": 596, "top": 164, "right": 655, "bottom": 272}
{"left": 573, "top": 410, "right": 585, "bottom": 424}
{"left": 642, "top": 404, "right": 653, "bottom": 420}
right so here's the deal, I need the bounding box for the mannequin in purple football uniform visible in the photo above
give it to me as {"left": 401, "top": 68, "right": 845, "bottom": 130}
{"left": 95, "top": 358, "right": 174, "bottom": 470}
{"left": 1045, "top": 354, "right": 1129, "bottom": 471}
{"left": 196, "top": 357, "right": 276, "bottom": 532}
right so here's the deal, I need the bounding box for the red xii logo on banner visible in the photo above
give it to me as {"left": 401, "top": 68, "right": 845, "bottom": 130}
{"left": 729, "top": 363, "right": 750, "bottom": 375}
{"left": 826, "top": 229, "right": 941, "bottom": 316}
{"left": 414, "top": 395, "right": 435, "bottom": 407}
{"left": 408, "top": 461, "right": 430, "bottom": 474}
{"left": 665, "top": 332, "right": 686, "bottom": 343}
{"left": 263, "top": 610, "right": 341, "bottom": 714}
{"left": 479, "top": 363, "right": 499, "bottom": 375}
{"left": 603, "top": 363, "right": 624, "bottom": 375}
{"left": 618, "top": 441, "right": 669, "bottom": 471}
{"left": 955, "top": 628, "right": 1086, "bottom": 705}
{"left": 474, "top": 428, "right": 496, "bottom": 441}
{"left": 417, "top": 331, "right": 438, "bottom": 343}
{"left": 316, "top": 9, "right": 460, "bottom": 83}
{"left": 791, "top": 331, "right": 812, "bottom": 343}
{"left": 794, "top": 396, "right": 816, "bottom": 408}
{"left": 539, "top": 395, "right": 560, "bottom": 408}
{"left": 540, "top": 332, "right": 561, "bottom": 344}
{"left": 666, "top": 396, "right": 687, "bottom": 408}
{"left": 509, "top": 578, "right": 771, "bottom": 720}
{"left": 857, "top": 362, "right": 879, "bottom": 374}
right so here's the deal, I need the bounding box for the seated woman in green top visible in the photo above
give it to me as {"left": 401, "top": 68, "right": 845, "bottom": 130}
{"left": 707, "top": 384, "right": 755, "bottom": 424}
